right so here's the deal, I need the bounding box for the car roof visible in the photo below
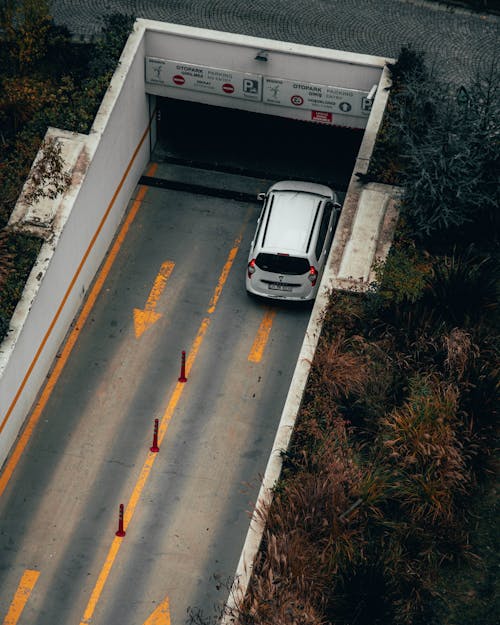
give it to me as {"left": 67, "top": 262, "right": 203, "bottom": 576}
{"left": 261, "top": 190, "right": 322, "bottom": 254}
{"left": 268, "top": 180, "right": 334, "bottom": 198}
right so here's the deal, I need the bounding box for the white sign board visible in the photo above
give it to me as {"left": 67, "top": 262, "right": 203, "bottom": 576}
{"left": 263, "top": 76, "right": 372, "bottom": 117}
{"left": 145, "top": 57, "right": 262, "bottom": 101}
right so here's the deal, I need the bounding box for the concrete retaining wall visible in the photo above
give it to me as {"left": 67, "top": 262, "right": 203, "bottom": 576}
{"left": 0, "top": 23, "right": 150, "bottom": 468}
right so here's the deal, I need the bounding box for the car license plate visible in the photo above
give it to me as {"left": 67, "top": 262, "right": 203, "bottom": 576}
{"left": 269, "top": 283, "right": 292, "bottom": 291}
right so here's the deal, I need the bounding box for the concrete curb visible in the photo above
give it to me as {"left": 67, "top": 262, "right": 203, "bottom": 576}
{"left": 138, "top": 175, "right": 261, "bottom": 203}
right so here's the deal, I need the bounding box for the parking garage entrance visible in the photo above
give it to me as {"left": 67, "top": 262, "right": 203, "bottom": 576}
{"left": 143, "top": 25, "right": 388, "bottom": 196}
{"left": 153, "top": 98, "right": 363, "bottom": 192}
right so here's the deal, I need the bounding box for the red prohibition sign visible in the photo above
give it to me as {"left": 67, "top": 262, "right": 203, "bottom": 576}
{"left": 222, "top": 83, "right": 235, "bottom": 94}
{"left": 291, "top": 95, "right": 304, "bottom": 106}
{"left": 173, "top": 74, "right": 185, "bottom": 85}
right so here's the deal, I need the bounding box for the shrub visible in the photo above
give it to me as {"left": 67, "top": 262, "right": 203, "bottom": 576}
{"left": 379, "top": 374, "right": 471, "bottom": 525}
{"left": 363, "top": 48, "right": 499, "bottom": 247}
{"left": 0, "top": 230, "right": 42, "bottom": 342}
{"left": 243, "top": 418, "right": 370, "bottom": 624}
{"left": 421, "top": 246, "right": 499, "bottom": 328}
{"left": 360, "top": 47, "right": 428, "bottom": 186}
{"left": 308, "top": 333, "right": 371, "bottom": 403}
{"left": 397, "top": 63, "right": 499, "bottom": 246}
{"left": 88, "top": 13, "right": 136, "bottom": 76}
{"left": 370, "top": 235, "right": 431, "bottom": 307}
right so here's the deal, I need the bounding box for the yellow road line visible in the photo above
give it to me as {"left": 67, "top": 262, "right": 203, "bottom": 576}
{"left": 248, "top": 308, "right": 277, "bottom": 363}
{"left": 0, "top": 162, "right": 158, "bottom": 499}
{"left": 79, "top": 226, "right": 246, "bottom": 625}
{"left": 3, "top": 569, "right": 40, "bottom": 625}
{"left": 207, "top": 234, "right": 243, "bottom": 314}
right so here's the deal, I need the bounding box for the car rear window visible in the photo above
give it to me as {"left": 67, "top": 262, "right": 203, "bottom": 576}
{"left": 255, "top": 253, "right": 309, "bottom": 275}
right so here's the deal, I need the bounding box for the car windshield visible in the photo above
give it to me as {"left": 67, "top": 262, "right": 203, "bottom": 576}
{"left": 255, "top": 253, "right": 309, "bottom": 275}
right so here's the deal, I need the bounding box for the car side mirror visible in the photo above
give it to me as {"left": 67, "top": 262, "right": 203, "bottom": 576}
{"left": 257, "top": 192, "right": 266, "bottom": 202}
{"left": 326, "top": 201, "right": 341, "bottom": 210}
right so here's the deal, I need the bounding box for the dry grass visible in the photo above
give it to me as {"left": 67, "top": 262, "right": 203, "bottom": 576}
{"left": 380, "top": 374, "right": 471, "bottom": 524}
{"left": 442, "top": 327, "right": 479, "bottom": 381}
{"left": 242, "top": 417, "right": 376, "bottom": 623}
{"left": 308, "top": 332, "right": 371, "bottom": 402}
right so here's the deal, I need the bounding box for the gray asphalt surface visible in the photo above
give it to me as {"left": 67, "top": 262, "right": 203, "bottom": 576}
{"left": 50, "top": 0, "right": 499, "bottom": 85}
{"left": 0, "top": 179, "right": 313, "bottom": 624}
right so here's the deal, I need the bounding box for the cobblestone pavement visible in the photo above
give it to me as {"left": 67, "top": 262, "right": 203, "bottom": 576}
{"left": 50, "top": 0, "right": 498, "bottom": 85}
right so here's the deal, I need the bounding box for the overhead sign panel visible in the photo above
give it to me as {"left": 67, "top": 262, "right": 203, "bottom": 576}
{"left": 145, "top": 57, "right": 262, "bottom": 101}
{"left": 145, "top": 57, "right": 372, "bottom": 121}
{"left": 263, "top": 77, "right": 372, "bottom": 117}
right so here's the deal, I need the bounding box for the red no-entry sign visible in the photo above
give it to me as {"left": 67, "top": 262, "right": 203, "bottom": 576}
{"left": 173, "top": 74, "right": 185, "bottom": 85}
{"left": 222, "top": 83, "right": 235, "bottom": 94}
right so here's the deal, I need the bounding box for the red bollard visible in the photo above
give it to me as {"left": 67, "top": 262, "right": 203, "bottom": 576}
{"left": 115, "top": 503, "right": 126, "bottom": 537}
{"left": 178, "top": 350, "right": 187, "bottom": 383}
{"left": 150, "top": 418, "right": 160, "bottom": 453}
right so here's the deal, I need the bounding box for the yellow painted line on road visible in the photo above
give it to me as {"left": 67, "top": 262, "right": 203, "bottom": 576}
{"left": 79, "top": 223, "right": 247, "bottom": 625}
{"left": 248, "top": 308, "right": 277, "bottom": 363}
{"left": 0, "top": 162, "right": 158, "bottom": 499}
{"left": 133, "top": 260, "right": 175, "bottom": 338}
{"left": 3, "top": 569, "right": 40, "bottom": 625}
{"left": 143, "top": 596, "right": 170, "bottom": 625}
{"left": 207, "top": 238, "right": 242, "bottom": 314}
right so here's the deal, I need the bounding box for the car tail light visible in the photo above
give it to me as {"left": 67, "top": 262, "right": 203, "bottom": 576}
{"left": 308, "top": 266, "right": 318, "bottom": 286}
{"left": 248, "top": 259, "right": 256, "bottom": 278}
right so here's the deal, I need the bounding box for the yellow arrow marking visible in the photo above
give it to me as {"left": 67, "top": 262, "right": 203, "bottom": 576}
{"left": 248, "top": 307, "right": 277, "bottom": 362}
{"left": 3, "top": 569, "right": 40, "bottom": 625}
{"left": 143, "top": 596, "right": 170, "bottom": 625}
{"left": 133, "top": 261, "right": 175, "bottom": 338}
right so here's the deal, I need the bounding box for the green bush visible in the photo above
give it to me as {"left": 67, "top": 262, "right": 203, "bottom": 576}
{"left": 360, "top": 47, "right": 428, "bottom": 186}
{"left": 399, "top": 68, "right": 500, "bottom": 246}
{"left": 363, "top": 48, "right": 499, "bottom": 249}
{"left": 89, "top": 13, "right": 136, "bottom": 76}
{"left": 0, "top": 230, "right": 42, "bottom": 342}
{"left": 420, "top": 246, "right": 499, "bottom": 328}
{"left": 371, "top": 237, "right": 431, "bottom": 306}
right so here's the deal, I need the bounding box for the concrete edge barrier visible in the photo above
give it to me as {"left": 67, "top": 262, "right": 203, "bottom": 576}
{"left": 138, "top": 175, "right": 261, "bottom": 203}
{"left": 220, "top": 63, "right": 394, "bottom": 623}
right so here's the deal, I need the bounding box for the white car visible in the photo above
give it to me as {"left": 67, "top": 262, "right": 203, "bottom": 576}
{"left": 246, "top": 181, "right": 341, "bottom": 301}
